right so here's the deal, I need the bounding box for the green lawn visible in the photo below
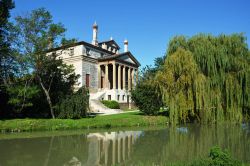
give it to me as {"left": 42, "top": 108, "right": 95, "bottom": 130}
{"left": 0, "top": 112, "right": 169, "bottom": 132}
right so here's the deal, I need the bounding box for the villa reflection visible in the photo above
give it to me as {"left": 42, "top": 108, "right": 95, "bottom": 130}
{"left": 0, "top": 125, "right": 249, "bottom": 166}
{"left": 85, "top": 131, "right": 142, "bottom": 166}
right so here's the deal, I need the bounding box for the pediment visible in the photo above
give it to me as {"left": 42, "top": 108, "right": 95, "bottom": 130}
{"left": 117, "top": 55, "right": 136, "bottom": 64}
{"left": 98, "top": 51, "right": 140, "bottom": 67}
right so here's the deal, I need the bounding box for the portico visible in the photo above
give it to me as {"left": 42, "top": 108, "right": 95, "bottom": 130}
{"left": 98, "top": 62, "right": 138, "bottom": 91}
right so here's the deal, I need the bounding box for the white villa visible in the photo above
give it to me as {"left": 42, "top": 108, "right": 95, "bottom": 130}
{"left": 47, "top": 22, "right": 140, "bottom": 111}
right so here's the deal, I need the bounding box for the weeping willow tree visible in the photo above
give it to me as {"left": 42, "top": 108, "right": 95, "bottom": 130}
{"left": 155, "top": 33, "right": 250, "bottom": 124}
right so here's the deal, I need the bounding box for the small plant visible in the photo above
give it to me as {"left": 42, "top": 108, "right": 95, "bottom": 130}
{"left": 101, "top": 100, "right": 120, "bottom": 109}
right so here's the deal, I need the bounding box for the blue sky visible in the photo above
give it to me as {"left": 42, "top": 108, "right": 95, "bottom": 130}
{"left": 11, "top": 0, "right": 250, "bottom": 67}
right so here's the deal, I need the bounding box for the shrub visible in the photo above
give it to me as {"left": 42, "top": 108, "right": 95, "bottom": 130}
{"left": 131, "top": 83, "right": 163, "bottom": 115}
{"left": 55, "top": 87, "right": 89, "bottom": 119}
{"left": 101, "top": 100, "right": 120, "bottom": 109}
{"left": 183, "top": 146, "right": 242, "bottom": 166}
{"left": 208, "top": 146, "right": 241, "bottom": 166}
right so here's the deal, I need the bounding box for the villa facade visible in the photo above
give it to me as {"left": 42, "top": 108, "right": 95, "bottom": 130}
{"left": 47, "top": 22, "right": 140, "bottom": 104}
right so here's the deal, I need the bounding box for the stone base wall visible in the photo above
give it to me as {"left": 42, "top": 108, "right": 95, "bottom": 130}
{"left": 98, "top": 89, "right": 133, "bottom": 104}
{"left": 119, "top": 103, "right": 137, "bottom": 110}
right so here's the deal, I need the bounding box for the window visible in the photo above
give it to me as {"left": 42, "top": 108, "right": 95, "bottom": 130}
{"left": 86, "top": 48, "right": 90, "bottom": 56}
{"left": 108, "top": 95, "right": 111, "bottom": 100}
{"left": 117, "top": 95, "right": 120, "bottom": 101}
{"left": 86, "top": 74, "right": 90, "bottom": 87}
{"left": 123, "top": 95, "right": 125, "bottom": 101}
{"left": 101, "top": 76, "right": 104, "bottom": 88}
{"left": 69, "top": 48, "right": 74, "bottom": 56}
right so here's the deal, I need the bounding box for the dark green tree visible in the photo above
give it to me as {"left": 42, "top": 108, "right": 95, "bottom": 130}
{"left": 0, "top": 0, "right": 15, "bottom": 117}
{"left": 60, "top": 37, "right": 78, "bottom": 46}
{"left": 13, "top": 8, "right": 79, "bottom": 118}
{"left": 131, "top": 83, "right": 163, "bottom": 115}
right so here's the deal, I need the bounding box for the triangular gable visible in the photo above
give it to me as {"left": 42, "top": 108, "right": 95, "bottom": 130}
{"left": 98, "top": 40, "right": 120, "bottom": 49}
{"left": 116, "top": 52, "right": 140, "bottom": 67}
{"left": 98, "top": 51, "right": 141, "bottom": 67}
{"left": 117, "top": 54, "right": 136, "bottom": 64}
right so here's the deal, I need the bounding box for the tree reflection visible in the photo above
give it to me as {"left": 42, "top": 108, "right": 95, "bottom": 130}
{"left": 0, "top": 125, "right": 249, "bottom": 166}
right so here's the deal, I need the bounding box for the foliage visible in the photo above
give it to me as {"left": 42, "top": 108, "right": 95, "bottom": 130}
{"left": 37, "top": 53, "right": 79, "bottom": 105}
{"left": 131, "top": 82, "right": 163, "bottom": 115}
{"left": 12, "top": 8, "right": 79, "bottom": 118}
{"left": 155, "top": 34, "right": 250, "bottom": 124}
{"left": 0, "top": 0, "right": 15, "bottom": 84}
{"left": 7, "top": 76, "right": 39, "bottom": 112}
{"left": 208, "top": 146, "right": 241, "bottom": 166}
{"left": 177, "top": 147, "right": 242, "bottom": 166}
{"left": 0, "top": 0, "right": 15, "bottom": 116}
{"left": 60, "top": 37, "right": 78, "bottom": 45}
{"left": 101, "top": 100, "right": 120, "bottom": 109}
{"left": 157, "top": 147, "right": 244, "bottom": 166}
{"left": 56, "top": 87, "right": 89, "bottom": 119}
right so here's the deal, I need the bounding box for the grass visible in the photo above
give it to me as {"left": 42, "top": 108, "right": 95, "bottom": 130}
{"left": 0, "top": 112, "right": 169, "bottom": 132}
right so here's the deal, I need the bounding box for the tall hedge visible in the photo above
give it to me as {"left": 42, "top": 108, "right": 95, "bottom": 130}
{"left": 131, "top": 83, "right": 163, "bottom": 115}
{"left": 55, "top": 87, "right": 89, "bottom": 119}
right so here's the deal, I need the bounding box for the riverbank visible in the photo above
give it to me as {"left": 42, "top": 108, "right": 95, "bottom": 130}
{"left": 0, "top": 112, "right": 169, "bottom": 132}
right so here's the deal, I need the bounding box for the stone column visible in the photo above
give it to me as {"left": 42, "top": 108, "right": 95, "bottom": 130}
{"left": 128, "top": 67, "right": 131, "bottom": 90}
{"left": 118, "top": 138, "right": 121, "bottom": 163}
{"left": 104, "top": 140, "right": 108, "bottom": 165}
{"left": 122, "top": 137, "right": 125, "bottom": 161}
{"left": 113, "top": 63, "right": 116, "bottom": 89}
{"left": 112, "top": 140, "right": 116, "bottom": 165}
{"left": 98, "top": 65, "right": 101, "bottom": 89}
{"left": 136, "top": 69, "right": 139, "bottom": 85}
{"left": 122, "top": 66, "right": 126, "bottom": 90}
{"left": 118, "top": 64, "right": 121, "bottom": 90}
{"left": 105, "top": 64, "right": 109, "bottom": 89}
{"left": 128, "top": 136, "right": 131, "bottom": 157}
{"left": 131, "top": 68, "right": 134, "bottom": 89}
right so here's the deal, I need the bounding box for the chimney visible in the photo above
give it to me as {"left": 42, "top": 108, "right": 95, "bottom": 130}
{"left": 102, "top": 43, "right": 107, "bottom": 50}
{"left": 124, "top": 39, "right": 128, "bottom": 52}
{"left": 92, "top": 21, "right": 98, "bottom": 46}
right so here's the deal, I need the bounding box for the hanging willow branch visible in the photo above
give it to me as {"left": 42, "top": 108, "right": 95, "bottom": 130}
{"left": 155, "top": 33, "right": 250, "bottom": 124}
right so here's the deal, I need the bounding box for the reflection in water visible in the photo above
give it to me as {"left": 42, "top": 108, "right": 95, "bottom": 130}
{"left": 0, "top": 124, "right": 249, "bottom": 166}
{"left": 86, "top": 131, "right": 142, "bottom": 166}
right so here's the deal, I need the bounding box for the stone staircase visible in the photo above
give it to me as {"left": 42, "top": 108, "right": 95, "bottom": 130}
{"left": 89, "top": 91, "right": 123, "bottom": 115}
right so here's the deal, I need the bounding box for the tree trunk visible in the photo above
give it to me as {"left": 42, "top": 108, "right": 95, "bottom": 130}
{"left": 38, "top": 76, "right": 55, "bottom": 119}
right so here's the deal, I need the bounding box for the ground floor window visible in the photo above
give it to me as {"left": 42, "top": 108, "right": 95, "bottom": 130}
{"left": 123, "top": 95, "right": 125, "bottom": 101}
{"left": 101, "top": 76, "right": 104, "bottom": 88}
{"left": 127, "top": 95, "right": 130, "bottom": 103}
{"left": 108, "top": 95, "right": 111, "bottom": 100}
{"left": 117, "top": 95, "right": 120, "bottom": 101}
{"left": 86, "top": 74, "right": 90, "bottom": 87}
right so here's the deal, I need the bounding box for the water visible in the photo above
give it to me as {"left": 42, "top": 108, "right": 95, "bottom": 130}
{"left": 0, "top": 124, "right": 249, "bottom": 166}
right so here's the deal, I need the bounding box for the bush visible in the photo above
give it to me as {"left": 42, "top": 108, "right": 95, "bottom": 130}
{"left": 183, "top": 147, "right": 242, "bottom": 166}
{"left": 131, "top": 83, "right": 163, "bottom": 115}
{"left": 101, "top": 100, "right": 120, "bottom": 109}
{"left": 208, "top": 146, "right": 241, "bottom": 166}
{"left": 55, "top": 87, "right": 89, "bottom": 119}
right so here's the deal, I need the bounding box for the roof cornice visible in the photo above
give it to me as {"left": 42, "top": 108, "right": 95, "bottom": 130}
{"left": 46, "top": 41, "right": 116, "bottom": 55}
